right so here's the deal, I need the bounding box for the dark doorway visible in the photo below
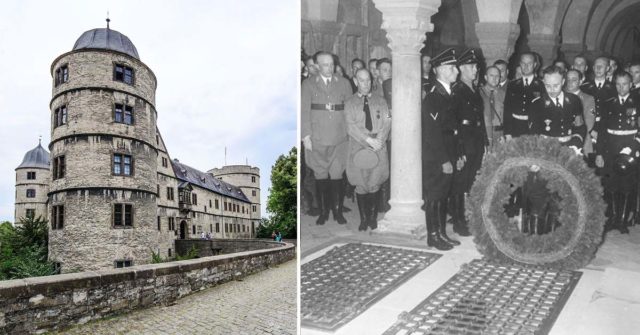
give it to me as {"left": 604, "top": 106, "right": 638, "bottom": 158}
{"left": 180, "top": 220, "right": 187, "bottom": 239}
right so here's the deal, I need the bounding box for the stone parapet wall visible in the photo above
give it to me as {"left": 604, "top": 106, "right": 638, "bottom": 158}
{"left": 175, "top": 239, "right": 283, "bottom": 257}
{"left": 0, "top": 243, "right": 295, "bottom": 334}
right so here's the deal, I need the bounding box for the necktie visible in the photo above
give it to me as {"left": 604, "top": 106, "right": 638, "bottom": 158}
{"left": 363, "top": 96, "right": 372, "bottom": 131}
{"left": 524, "top": 78, "right": 529, "bottom": 87}
{"left": 555, "top": 97, "right": 560, "bottom": 107}
{"left": 621, "top": 98, "right": 625, "bottom": 105}
{"left": 597, "top": 82, "right": 602, "bottom": 89}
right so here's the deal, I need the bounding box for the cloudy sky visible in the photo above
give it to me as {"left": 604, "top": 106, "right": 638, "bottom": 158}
{"left": 0, "top": 0, "right": 298, "bottom": 221}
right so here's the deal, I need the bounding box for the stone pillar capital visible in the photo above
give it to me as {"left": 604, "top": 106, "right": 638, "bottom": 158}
{"left": 475, "top": 22, "right": 520, "bottom": 65}
{"left": 527, "top": 33, "right": 561, "bottom": 68}
{"left": 374, "top": 0, "right": 442, "bottom": 54}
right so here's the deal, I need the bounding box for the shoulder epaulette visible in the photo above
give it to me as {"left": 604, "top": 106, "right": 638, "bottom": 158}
{"left": 531, "top": 96, "right": 541, "bottom": 103}
{"left": 604, "top": 96, "right": 616, "bottom": 102}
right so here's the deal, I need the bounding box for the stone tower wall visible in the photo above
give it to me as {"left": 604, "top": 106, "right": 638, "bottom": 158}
{"left": 48, "top": 50, "right": 159, "bottom": 273}
{"left": 14, "top": 167, "right": 50, "bottom": 222}
{"left": 209, "top": 165, "right": 261, "bottom": 221}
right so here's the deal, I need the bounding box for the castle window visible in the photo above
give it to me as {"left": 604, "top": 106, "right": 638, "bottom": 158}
{"left": 192, "top": 225, "right": 196, "bottom": 235}
{"left": 113, "top": 154, "right": 133, "bottom": 176}
{"left": 52, "top": 155, "right": 66, "bottom": 180}
{"left": 51, "top": 205, "right": 64, "bottom": 230}
{"left": 113, "top": 203, "right": 133, "bottom": 227}
{"left": 204, "top": 206, "right": 207, "bottom": 212}
{"left": 162, "top": 157, "right": 168, "bottom": 168}
{"left": 209, "top": 199, "right": 212, "bottom": 208}
{"left": 115, "top": 260, "right": 132, "bottom": 268}
{"left": 26, "top": 189, "right": 36, "bottom": 198}
{"left": 225, "top": 223, "right": 228, "bottom": 233}
{"left": 252, "top": 190, "right": 256, "bottom": 196}
{"left": 167, "top": 187, "right": 174, "bottom": 201}
{"left": 168, "top": 217, "right": 175, "bottom": 231}
{"left": 55, "top": 64, "right": 68, "bottom": 87}
{"left": 114, "top": 64, "right": 134, "bottom": 85}
{"left": 54, "top": 105, "right": 67, "bottom": 128}
{"left": 215, "top": 199, "right": 219, "bottom": 209}
{"left": 157, "top": 216, "right": 161, "bottom": 231}
{"left": 157, "top": 184, "right": 160, "bottom": 195}
{"left": 114, "top": 104, "right": 134, "bottom": 125}
{"left": 192, "top": 193, "right": 198, "bottom": 205}
{"left": 210, "top": 224, "right": 212, "bottom": 232}
{"left": 27, "top": 171, "right": 36, "bottom": 180}
{"left": 168, "top": 249, "right": 172, "bottom": 257}
{"left": 252, "top": 176, "right": 256, "bottom": 183}
{"left": 26, "top": 209, "right": 35, "bottom": 218}
{"left": 216, "top": 222, "right": 220, "bottom": 232}
{"left": 224, "top": 202, "right": 227, "bottom": 211}
{"left": 253, "top": 205, "right": 256, "bottom": 212}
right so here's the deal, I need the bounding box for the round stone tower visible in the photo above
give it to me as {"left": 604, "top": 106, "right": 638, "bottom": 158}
{"left": 208, "top": 165, "right": 261, "bottom": 231}
{"left": 48, "top": 26, "right": 159, "bottom": 272}
{"left": 15, "top": 141, "right": 50, "bottom": 223}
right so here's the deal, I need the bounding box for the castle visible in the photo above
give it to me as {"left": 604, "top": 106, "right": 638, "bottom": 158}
{"left": 14, "top": 25, "right": 261, "bottom": 273}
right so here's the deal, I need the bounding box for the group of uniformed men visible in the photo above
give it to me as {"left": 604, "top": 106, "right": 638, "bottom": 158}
{"left": 301, "top": 46, "right": 640, "bottom": 250}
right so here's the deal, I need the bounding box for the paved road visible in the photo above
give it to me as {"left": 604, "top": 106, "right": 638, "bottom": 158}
{"left": 58, "top": 260, "right": 297, "bottom": 335}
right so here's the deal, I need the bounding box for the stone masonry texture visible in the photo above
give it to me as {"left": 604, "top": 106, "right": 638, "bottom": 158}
{"left": 55, "top": 259, "right": 297, "bottom": 335}
{"left": 0, "top": 242, "right": 295, "bottom": 334}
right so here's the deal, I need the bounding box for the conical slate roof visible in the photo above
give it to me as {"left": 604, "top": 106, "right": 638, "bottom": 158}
{"left": 73, "top": 28, "right": 140, "bottom": 60}
{"left": 17, "top": 142, "right": 50, "bottom": 169}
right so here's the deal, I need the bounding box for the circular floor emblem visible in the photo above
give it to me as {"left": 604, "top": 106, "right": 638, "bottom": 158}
{"left": 468, "top": 136, "right": 606, "bottom": 270}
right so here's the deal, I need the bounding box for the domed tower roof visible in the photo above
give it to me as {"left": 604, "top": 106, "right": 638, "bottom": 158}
{"left": 17, "top": 141, "right": 50, "bottom": 169}
{"left": 72, "top": 28, "right": 140, "bottom": 60}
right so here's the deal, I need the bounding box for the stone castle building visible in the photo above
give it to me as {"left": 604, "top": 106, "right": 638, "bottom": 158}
{"left": 14, "top": 25, "right": 261, "bottom": 273}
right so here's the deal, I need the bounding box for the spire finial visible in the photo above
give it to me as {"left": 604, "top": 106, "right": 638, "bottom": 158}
{"left": 38, "top": 135, "right": 42, "bottom": 145}
{"left": 106, "top": 11, "right": 110, "bottom": 29}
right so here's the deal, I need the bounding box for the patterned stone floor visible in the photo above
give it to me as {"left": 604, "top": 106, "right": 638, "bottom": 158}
{"left": 56, "top": 260, "right": 297, "bottom": 335}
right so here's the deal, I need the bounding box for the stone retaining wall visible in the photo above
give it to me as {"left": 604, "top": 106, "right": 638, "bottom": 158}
{"left": 0, "top": 242, "right": 295, "bottom": 334}
{"left": 175, "top": 239, "right": 283, "bottom": 257}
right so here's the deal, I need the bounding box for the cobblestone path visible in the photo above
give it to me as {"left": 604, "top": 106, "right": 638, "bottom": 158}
{"left": 58, "top": 260, "right": 297, "bottom": 335}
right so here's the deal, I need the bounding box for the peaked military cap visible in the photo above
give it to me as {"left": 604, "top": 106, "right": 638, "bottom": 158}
{"left": 431, "top": 47, "right": 457, "bottom": 67}
{"left": 458, "top": 49, "right": 479, "bottom": 66}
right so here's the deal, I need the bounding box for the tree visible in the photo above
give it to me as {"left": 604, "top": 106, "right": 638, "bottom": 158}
{"left": 260, "top": 147, "right": 297, "bottom": 239}
{"left": 0, "top": 216, "right": 56, "bottom": 280}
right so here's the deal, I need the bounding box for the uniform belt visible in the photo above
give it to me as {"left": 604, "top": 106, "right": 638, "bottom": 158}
{"left": 607, "top": 129, "right": 637, "bottom": 136}
{"left": 512, "top": 114, "right": 528, "bottom": 121}
{"left": 557, "top": 135, "right": 572, "bottom": 142}
{"left": 461, "top": 119, "right": 481, "bottom": 127}
{"left": 310, "top": 103, "right": 344, "bottom": 111}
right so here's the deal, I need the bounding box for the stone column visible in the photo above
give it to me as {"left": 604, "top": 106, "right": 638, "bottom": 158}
{"left": 374, "top": 0, "right": 442, "bottom": 239}
{"left": 527, "top": 33, "right": 560, "bottom": 68}
{"left": 473, "top": 0, "right": 523, "bottom": 66}
{"left": 475, "top": 22, "right": 520, "bottom": 66}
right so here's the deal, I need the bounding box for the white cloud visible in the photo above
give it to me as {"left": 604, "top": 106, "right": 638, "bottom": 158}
{"left": 0, "top": 0, "right": 299, "bottom": 221}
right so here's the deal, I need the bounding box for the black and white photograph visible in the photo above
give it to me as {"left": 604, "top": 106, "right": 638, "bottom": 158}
{"left": 300, "top": 0, "right": 640, "bottom": 334}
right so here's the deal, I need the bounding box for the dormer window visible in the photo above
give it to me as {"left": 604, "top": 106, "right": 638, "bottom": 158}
{"left": 114, "top": 63, "right": 134, "bottom": 85}
{"left": 55, "top": 64, "right": 69, "bottom": 87}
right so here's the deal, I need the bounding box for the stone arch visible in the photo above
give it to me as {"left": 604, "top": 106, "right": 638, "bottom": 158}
{"left": 584, "top": 0, "right": 618, "bottom": 52}
{"left": 596, "top": 1, "right": 640, "bottom": 60}
{"left": 180, "top": 220, "right": 187, "bottom": 239}
{"left": 560, "top": 0, "right": 596, "bottom": 48}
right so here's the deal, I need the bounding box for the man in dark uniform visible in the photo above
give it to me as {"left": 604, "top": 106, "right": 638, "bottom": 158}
{"left": 421, "top": 54, "right": 435, "bottom": 99}
{"left": 301, "top": 51, "right": 353, "bottom": 225}
{"left": 581, "top": 56, "right": 617, "bottom": 141}
{"left": 595, "top": 71, "right": 640, "bottom": 234}
{"left": 520, "top": 66, "right": 586, "bottom": 235}
{"left": 422, "top": 48, "right": 465, "bottom": 250}
{"left": 451, "top": 49, "right": 487, "bottom": 238}
{"left": 530, "top": 66, "right": 586, "bottom": 150}
{"left": 504, "top": 52, "right": 545, "bottom": 138}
